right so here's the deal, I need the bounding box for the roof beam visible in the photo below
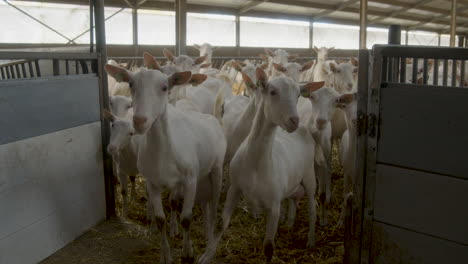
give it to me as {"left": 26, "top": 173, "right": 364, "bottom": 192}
{"left": 408, "top": 4, "right": 468, "bottom": 30}
{"left": 239, "top": 0, "right": 270, "bottom": 14}
{"left": 370, "top": 0, "right": 466, "bottom": 16}
{"left": 312, "top": 0, "right": 360, "bottom": 20}
{"left": 369, "top": 0, "right": 434, "bottom": 25}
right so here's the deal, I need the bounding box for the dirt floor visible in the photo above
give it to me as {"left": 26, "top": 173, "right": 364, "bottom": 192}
{"left": 42, "top": 147, "right": 345, "bottom": 264}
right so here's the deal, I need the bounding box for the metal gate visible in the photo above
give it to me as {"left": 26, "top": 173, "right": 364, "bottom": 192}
{"left": 347, "top": 45, "right": 468, "bottom": 264}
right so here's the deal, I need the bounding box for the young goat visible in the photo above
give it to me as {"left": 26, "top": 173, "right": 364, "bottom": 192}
{"left": 299, "top": 86, "right": 351, "bottom": 226}
{"left": 337, "top": 93, "right": 358, "bottom": 228}
{"left": 199, "top": 68, "right": 321, "bottom": 264}
{"left": 103, "top": 109, "right": 140, "bottom": 218}
{"left": 105, "top": 52, "right": 227, "bottom": 264}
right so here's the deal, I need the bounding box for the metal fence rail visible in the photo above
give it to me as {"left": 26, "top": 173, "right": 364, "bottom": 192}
{"left": 377, "top": 45, "right": 467, "bottom": 87}
{"left": 0, "top": 52, "right": 99, "bottom": 80}
{"left": 108, "top": 56, "right": 355, "bottom": 70}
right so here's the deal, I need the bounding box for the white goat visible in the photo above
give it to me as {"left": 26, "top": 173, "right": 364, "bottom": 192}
{"left": 299, "top": 86, "right": 351, "bottom": 226}
{"left": 337, "top": 93, "right": 358, "bottom": 228}
{"left": 193, "top": 43, "right": 217, "bottom": 64}
{"left": 105, "top": 52, "right": 227, "bottom": 264}
{"left": 199, "top": 68, "right": 320, "bottom": 264}
{"left": 103, "top": 109, "right": 140, "bottom": 218}
{"left": 163, "top": 48, "right": 207, "bottom": 73}
{"left": 303, "top": 46, "right": 335, "bottom": 84}
{"left": 109, "top": 95, "right": 132, "bottom": 118}
{"left": 272, "top": 61, "right": 315, "bottom": 82}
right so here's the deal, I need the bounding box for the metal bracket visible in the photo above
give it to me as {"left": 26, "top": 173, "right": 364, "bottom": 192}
{"left": 357, "top": 113, "right": 368, "bottom": 136}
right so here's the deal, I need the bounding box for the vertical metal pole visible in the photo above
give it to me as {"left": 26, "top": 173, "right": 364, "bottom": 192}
{"left": 388, "top": 25, "right": 401, "bottom": 45}
{"left": 90, "top": 0, "right": 94, "bottom": 52}
{"left": 450, "top": 0, "right": 457, "bottom": 47}
{"left": 175, "top": 0, "right": 187, "bottom": 56}
{"left": 309, "top": 19, "right": 314, "bottom": 56}
{"left": 359, "top": 0, "right": 368, "bottom": 49}
{"left": 236, "top": 14, "right": 241, "bottom": 56}
{"left": 132, "top": 1, "right": 139, "bottom": 56}
{"left": 405, "top": 29, "right": 409, "bottom": 45}
{"left": 94, "top": 0, "right": 115, "bottom": 218}
{"left": 438, "top": 33, "right": 441, "bottom": 46}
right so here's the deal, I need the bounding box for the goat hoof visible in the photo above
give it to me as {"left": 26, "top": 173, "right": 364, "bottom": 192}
{"left": 307, "top": 239, "right": 316, "bottom": 249}
{"left": 320, "top": 217, "right": 328, "bottom": 227}
{"left": 181, "top": 256, "right": 195, "bottom": 264}
{"left": 264, "top": 242, "right": 274, "bottom": 264}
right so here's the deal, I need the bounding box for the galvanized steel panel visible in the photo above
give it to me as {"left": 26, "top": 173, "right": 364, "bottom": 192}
{"left": 0, "top": 75, "right": 100, "bottom": 145}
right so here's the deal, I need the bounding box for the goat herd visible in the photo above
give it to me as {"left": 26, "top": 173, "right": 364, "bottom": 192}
{"left": 104, "top": 43, "right": 358, "bottom": 264}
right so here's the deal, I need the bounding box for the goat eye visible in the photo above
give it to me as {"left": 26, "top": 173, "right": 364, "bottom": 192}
{"left": 129, "top": 132, "right": 134, "bottom": 136}
{"left": 129, "top": 82, "right": 134, "bottom": 88}
{"left": 162, "top": 86, "right": 168, "bottom": 92}
{"left": 337, "top": 70, "right": 341, "bottom": 73}
{"left": 111, "top": 124, "right": 114, "bottom": 128}
{"left": 270, "top": 90, "right": 277, "bottom": 96}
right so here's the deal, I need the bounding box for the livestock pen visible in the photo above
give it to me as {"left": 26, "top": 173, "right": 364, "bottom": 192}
{"left": 1, "top": 0, "right": 468, "bottom": 264}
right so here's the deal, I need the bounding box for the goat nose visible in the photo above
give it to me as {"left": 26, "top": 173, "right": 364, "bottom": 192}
{"left": 317, "top": 118, "right": 327, "bottom": 127}
{"left": 107, "top": 145, "right": 117, "bottom": 153}
{"left": 348, "top": 83, "right": 353, "bottom": 90}
{"left": 133, "top": 115, "right": 147, "bottom": 128}
{"left": 289, "top": 116, "right": 299, "bottom": 126}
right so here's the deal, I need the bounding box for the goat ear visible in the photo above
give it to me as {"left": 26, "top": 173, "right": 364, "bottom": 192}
{"left": 105, "top": 64, "right": 130, "bottom": 82}
{"left": 194, "top": 55, "right": 207, "bottom": 65}
{"left": 163, "top": 48, "right": 176, "bottom": 62}
{"left": 300, "top": 61, "right": 314, "bottom": 72}
{"left": 336, "top": 93, "right": 356, "bottom": 105}
{"left": 272, "top": 63, "right": 287, "bottom": 73}
{"left": 329, "top": 62, "right": 338, "bottom": 73}
{"left": 288, "top": 54, "right": 299, "bottom": 62}
{"left": 406, "top": 58, "right": 412, "bottom": 64}
{"left": 328, "top": 47, "right": 335, "bottom": 52}
{"left": 189, "top": 73, "right": 208, "bottom": 86}
{"left": 168, "top": 71, "right": 192, "bottom": 88}
{"left": 351, "top": 57, "right": 359, "bottom": 66}
{"left": 313, "top": 46, "right": 319, "bottom": 53}
{"left": 428, "top": 59, "right": 434, "bottom": 66}
{"left": 264, "top": 48, "right": 274, "bottom": 56}
{"left": 260, "top": 63, "right": 269, "bottom": 70}
{"left": 241, "top": 72, "right": 256, "bottom": 91}
{"left": 256, "top": 67, "right": 268, "bottom": 91}
{"left": 193, "top": 44, "right": 201, "bottom": 50}
{"left": 238, "top": 61, "right": 247, "bottom": 67}
{"left": 200, "top": 63, "right": 211, "bottom": 68}
{"left": 232, "top": 61, "right": 243, "bottom": 72}
{"left": 103, "top": 109, "right": 116, "bottom": 122}
{"left": 143, "top": 52, "right": 161, "bottom": 70}
{"left": 300, "top": 81, "right": 325, "bottom": 97}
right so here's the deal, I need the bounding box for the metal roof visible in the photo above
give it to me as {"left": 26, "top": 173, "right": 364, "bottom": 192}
{"left": 15, "top": 0, "right": 468, "bottom": 34}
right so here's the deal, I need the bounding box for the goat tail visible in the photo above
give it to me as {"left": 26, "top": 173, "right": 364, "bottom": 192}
{"left": 213, "top": 87, "right": 225, "bottom": 124}
{"left": 314, "top": 143, "right": 326, "bottom": 167}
